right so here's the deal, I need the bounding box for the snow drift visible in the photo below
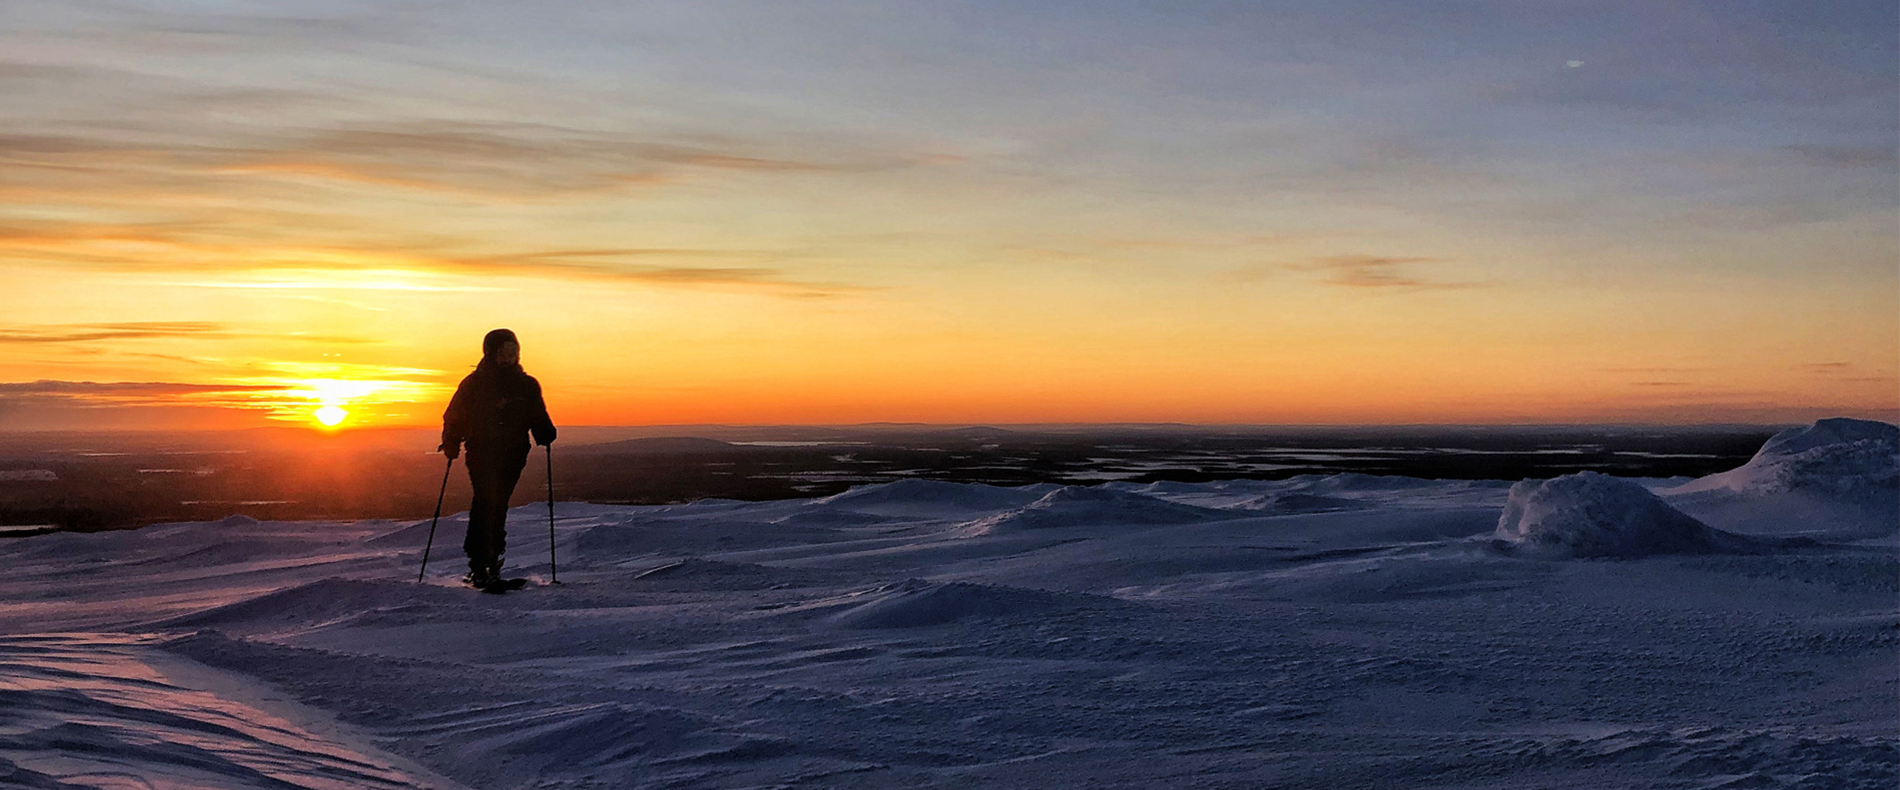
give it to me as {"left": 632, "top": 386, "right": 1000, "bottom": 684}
{"left": 1496, "top": 472, "right": 1748, "bottom": 558}
{"left": 1674, "top": 418, "right": 1898, "bottom": 498}
{"left": 961, "top": 486, "right": 1235, "bottom": 535}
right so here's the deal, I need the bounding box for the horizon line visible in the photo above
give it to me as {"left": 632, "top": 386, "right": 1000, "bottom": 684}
{"left": 1, "top": 418, "right": 1872, "bottom": 435}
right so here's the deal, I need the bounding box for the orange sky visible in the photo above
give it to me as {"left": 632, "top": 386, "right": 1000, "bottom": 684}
{"left": 1, "top": 2, "right": 1895, "bottom": 430}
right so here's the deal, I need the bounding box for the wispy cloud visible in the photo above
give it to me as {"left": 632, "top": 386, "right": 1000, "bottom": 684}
{"left": 1, "top": 121, "right": 956, "bottom": 202}
{"left": 0, "top": 380, "right": 284, "bottom": 417}
{"left": 1279, "top": 255, "right": 1481, "bottom": 291}
{"left": 445, "top": 247, "right": 861, "bottom": 292}
{"left": 0, "top": 374, "right": 444, "bottom": 426}
{"left": 0, "top": 380, "right": 278, "bottom": 397}
{"left": 1601, "top": 366, "right": 1712, "bottom": 374}
{"left": 0, "top": 322, "right": 225, "bottom": 344}
{"left": 1778, "top": 145, "right": 1898, "bottom": 169}
{"left": 0, "top": 217, "right": 868, "bottom": 297}
{"left": 0, "top": 322, "right": 372, "bottom": 345}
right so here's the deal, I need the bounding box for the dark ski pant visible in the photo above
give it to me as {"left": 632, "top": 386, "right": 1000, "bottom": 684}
{"left": 464, "top": 448, "right": 529, "bottom": 574}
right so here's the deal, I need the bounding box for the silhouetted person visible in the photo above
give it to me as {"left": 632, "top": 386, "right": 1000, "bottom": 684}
{"left": 440, "top": 328, "right": 555, "bottom": 588}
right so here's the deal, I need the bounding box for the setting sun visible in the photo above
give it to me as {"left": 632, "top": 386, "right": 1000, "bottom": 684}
{"left": 314, "top": 405, "right": 348, "bottom": 427}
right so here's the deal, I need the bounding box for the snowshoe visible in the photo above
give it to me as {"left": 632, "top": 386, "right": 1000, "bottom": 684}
{"left": 479, "top": 577, "right": 528, "bottom": 594}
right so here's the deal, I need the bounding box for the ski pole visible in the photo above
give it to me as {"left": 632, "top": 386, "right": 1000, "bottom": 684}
{"left": 418, "top": 455, "right": 453, "bottom": 583}
{"left": 545, "top": 444, "right": 558, "bottom": 584}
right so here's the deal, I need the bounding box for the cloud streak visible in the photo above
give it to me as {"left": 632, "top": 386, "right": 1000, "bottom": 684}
{"left": 1279, "top": 255, "right": 1481, "bottom": 291}
{"left": 0, "top": 322, "right": 373, "bottom": 345}
{"left": 0, "top": 380, "right": 280, "bottom": 397}
{"left": 0, "top": 369, "right": 451, "bottom": 426}
{"left": 0, "top": 322, "right": 225, "bottom": 344}
{"left": 0, "top": 216, "right": 869, "bottom": 297}
{"left": 1, "top": 120, "right": 956, "bottom": 202}
{"left": 0, "top": 380, "right": 287, "bottom": 419}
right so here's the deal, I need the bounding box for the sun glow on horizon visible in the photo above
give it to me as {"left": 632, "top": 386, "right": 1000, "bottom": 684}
{"left": 267, "top": 376, "right": 444, "bottom": 429}
{"left": 314, "top": 404, "right": 348, "bottom": 427}
{"left": 297, "top": 379, "right": 379, "bottom": 429}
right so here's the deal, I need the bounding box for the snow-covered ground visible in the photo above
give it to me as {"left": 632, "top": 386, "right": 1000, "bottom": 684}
{"left": 2, "top": 420, "right": 1895, "bottom": 789}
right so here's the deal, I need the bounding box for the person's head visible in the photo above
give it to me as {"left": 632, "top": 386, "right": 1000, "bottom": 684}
{"left": 482, "top": 328, "right": 521, "bottom": 367}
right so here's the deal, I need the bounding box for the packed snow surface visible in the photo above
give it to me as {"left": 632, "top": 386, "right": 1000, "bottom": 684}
{"left": 1, "top": 424, "right": 1895, "bottom": 789}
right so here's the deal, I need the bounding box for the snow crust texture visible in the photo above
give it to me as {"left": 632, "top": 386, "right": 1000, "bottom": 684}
{"left": 0, "top": 431, "right": 1893, "bottom": 790}
{"left": 1496, "top": 472, "right": 1741, "bottom": 558}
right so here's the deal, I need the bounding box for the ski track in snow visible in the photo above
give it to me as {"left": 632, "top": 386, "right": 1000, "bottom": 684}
{"left": 1, "top": 432, "right": 1895, "bottom": 789}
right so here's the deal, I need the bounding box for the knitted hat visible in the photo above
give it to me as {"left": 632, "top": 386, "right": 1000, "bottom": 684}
{"left": 482, "top": 328, "right": 518, "bottom": 358}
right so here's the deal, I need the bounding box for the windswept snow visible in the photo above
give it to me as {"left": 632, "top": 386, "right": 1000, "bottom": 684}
{"left": 0, "top": 426, "right": 1894, "bottom": 789}
{"left": 1496, "top": 472, "right": 1747, "bottom": 558}
{"left": 826, "top": 578, "right": 1106, "bottom": 630}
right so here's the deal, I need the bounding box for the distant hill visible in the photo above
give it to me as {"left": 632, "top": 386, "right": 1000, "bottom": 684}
{"left": 921, "top": 426, "right": 1033, "bottom": 441}
{"left": 566, "top": 437, "right": 742, "bottom": 455}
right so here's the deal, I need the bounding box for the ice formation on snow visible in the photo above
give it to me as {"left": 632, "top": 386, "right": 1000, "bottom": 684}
{"left": 1672, "top": 417, "right": 1898, "bottom": 498}
{"left": 1496, "top": 472, "right": 1741, "bottom": 558}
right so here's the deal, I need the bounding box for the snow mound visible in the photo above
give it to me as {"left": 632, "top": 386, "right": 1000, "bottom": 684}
{"left": 1230, "top": 492, "right": 1365, "bottom": 514}
{"left": 1675, "top": 418, "right": 1898, "bottom": 498}
{"left": 365, "top": 516, "right": 464, "bottom": 547}
{"left": 811, "top": 479, "right": 1044, "bottom": 518}
{"left": 1496, "top": 472, "right": 1747, "bottom": 558}
{"left": 961, "top": 486, "right": 1235, "bottom": 535}
{"left": 828, "top": 579, "right": 1076, "bottom": 629}
{"left": 1298, "top": 473, "right": 1441, "bottom": 493}
{"left": 1109, "top": 479, "right": 1233, "bottom": 496}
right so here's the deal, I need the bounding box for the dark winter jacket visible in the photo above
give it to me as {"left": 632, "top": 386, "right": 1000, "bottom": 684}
{"left": 441, "top": 361, "right": 556, "bottom": 456}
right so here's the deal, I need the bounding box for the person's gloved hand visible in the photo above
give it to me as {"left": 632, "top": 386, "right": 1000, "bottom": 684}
{"left": 438, "top": 442, "right": 460, "bottom": 460}
{"left": 532, "top": 425, "right": 557, "bottom": 447}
